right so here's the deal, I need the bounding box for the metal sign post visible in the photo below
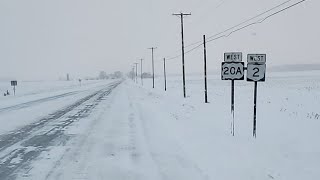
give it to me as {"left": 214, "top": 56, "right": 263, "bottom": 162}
{"left": 253, "top": 81, "right": 258, "bottom": 137}
{"left": 247, "top": 54, "right": 266, "bottom": 138}
{"left": 221, "top": 52, "right": 244, "bottom": 136}
{"left": 231, "top": 80, "right": 235, "bottom": 135}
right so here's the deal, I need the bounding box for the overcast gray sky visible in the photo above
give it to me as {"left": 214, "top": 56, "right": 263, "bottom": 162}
{"left": 0, "top": 0, "right": 319, "bottom": 80}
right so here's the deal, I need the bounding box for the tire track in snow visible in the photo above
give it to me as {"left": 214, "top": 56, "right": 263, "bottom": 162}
{"left": 45, "top": 82, "right": 158, "bottom": 180}
{"left": 0, "top": 81, "right": 120, "bottom": 152}
{"left": 0, "top": 91, "right": 79, "bottom": 114}
{"left": 0, "top": 81, "right": 122, "bottom": 180}
{"left": 43, "top": 83, "right": 144, "bottom": 180}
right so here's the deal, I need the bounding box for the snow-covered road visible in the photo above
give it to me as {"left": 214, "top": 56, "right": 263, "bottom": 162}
{"left": 2, "top": 80, "right": 209, "bottom": 180}
{"left": 1, "top": 72, "right": 320, "bottom": 180}
{"left": 0, "top": 80, "right": 123, "bottom": 179}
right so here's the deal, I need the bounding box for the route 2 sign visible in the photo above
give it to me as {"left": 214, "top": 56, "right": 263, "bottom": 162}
{"left": 221, "top": 62, "right": 244, "bottom": 80}
{"left": 247, "top": 63, "right": 266, "bottom": 81}
{"left": 246, "top": 54, "right": 266, "bottom": 82}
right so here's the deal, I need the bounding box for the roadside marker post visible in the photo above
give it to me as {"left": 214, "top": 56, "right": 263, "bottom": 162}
{"left": 221, "top": 52, "right": 244, "bottom": 136}
{"left": 247, "top": 54, "right": 266, "bottom": 138}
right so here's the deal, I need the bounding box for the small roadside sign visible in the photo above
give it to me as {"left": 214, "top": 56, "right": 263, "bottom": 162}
{"left": 221, "top": 62, "right": 244, "bottom": 80}
{"left": 11, "top": 81, "right": 17, "bottom": 86}
{"left": 10, "top": 80, "right": 18, "bottom": 96}
{"left": 247, "top": 54, "right": 266, "bottom": 64}
{"left": 224, "top": 52, "right": 242, "bottom": 62}
{"left": 247, "top": 64, "right": 266, "bottom": 82}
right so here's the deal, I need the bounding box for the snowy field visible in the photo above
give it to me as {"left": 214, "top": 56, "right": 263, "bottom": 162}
{"left": 0, "top": 71, "right": 320, "bottom": 180}
{"left": 138, "top": 70, "right": 320, "bottom": 180}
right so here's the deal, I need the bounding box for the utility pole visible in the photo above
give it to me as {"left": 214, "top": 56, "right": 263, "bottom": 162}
{"left": 203, "top": 35, "right": 208, "bottom": 103}
{"left": 148, "top": 47, "right": 157, "bottom": 88}
{"left": 134, "top": 63, "right": 138, "bottom": 83}
{"left": 172, "top": 12, "right": 191, "bottom": 98}
{"left": 131, "top": 66, "right": 135, "bottom": 81}
{"left": 163, "top": 58, "right": 167, "bottom": 91}
{"left": 140, "top": 58, "right": 143, "bottom": 85}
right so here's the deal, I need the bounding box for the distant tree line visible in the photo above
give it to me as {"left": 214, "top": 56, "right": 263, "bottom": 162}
{"left": 98, "top": 71, "right": 123, "bottom": 80}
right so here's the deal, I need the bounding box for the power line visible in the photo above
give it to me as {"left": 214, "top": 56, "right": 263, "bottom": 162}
{"left": 165, "top": 0, "right": 306, "bottom": 61}
{"left": 169, "top": 0, "right": 295, "bottom": 59}
{"left": 206, "top": 0, "right": 294, "bottom": 41}
{"left": 207, "top": 0, "right": 307, "bottom": 42}
{"left": 168, "top": 0, "right": 229, "bottom": 57}
{"left": 173, "top": 0, "right": 294, "bottom": 55}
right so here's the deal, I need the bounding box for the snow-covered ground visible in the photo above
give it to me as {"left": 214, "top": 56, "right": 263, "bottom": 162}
{"left": 0, "top": 71, "right": 320, "bottom": 180}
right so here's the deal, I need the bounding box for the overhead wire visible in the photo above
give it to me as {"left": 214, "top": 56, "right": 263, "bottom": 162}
{"left": 208, "top": 0, "right": 307, "bottom": 43}
{"left": 168, "top": 0, "right": 229, "bottom": 56}
{"left": 206, "top": 0, "right": 294, "bottom": 41}
{"left": 165, "top": 0, "right": 306, "bottom": 61}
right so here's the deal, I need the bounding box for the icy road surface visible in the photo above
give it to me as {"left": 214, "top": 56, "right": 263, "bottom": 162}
{"left": 0, "top": 80, "right": 125, "bottom": 179}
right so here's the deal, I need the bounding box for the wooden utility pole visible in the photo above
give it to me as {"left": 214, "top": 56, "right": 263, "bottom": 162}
{"left": 131, "top": 66, "right": 135, "bottom": 80}
{"left": 203, "top": 35, "right": 208, "bottom": 103}
{"left": 148, "top": 47, "right": 157, "bottom": 88}
{"left": 140, "top": 58, "right": 143, "bottom": 85}
{"left": 172, "top": 12, "right": 191, "bottom": 98}
{"left": 163, "top": 58, "right": 167, "bottom": 91}
{"left": 134, "top": 63, "right": 138, "bottom": 83}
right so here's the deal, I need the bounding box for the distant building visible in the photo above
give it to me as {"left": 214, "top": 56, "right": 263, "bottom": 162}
{"left": 142, "top": 72, "right": 152, "bottom": 78}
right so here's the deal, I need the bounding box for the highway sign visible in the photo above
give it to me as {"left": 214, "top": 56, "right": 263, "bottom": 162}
{"left": 221, "top": 62, "right": 244, "bottom": 80}
{"left": 221, "top": 52, "right": 267, "bottom": 137}
{"left": 247, "top": 64, "right": 266, "bottom": 82}
{"left": 247, "top": 54, "right": 266, "bottom": 64}
{"left": 224, "top": 52, "right": 242, "bottom": 62}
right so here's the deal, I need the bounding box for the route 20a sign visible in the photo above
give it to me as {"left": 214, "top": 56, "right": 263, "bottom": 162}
{"left": 222, "top": 52, "right": 244, "bottom": 80}
{"left": 221, "top": 62, "right": 244, "bottom": 80}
